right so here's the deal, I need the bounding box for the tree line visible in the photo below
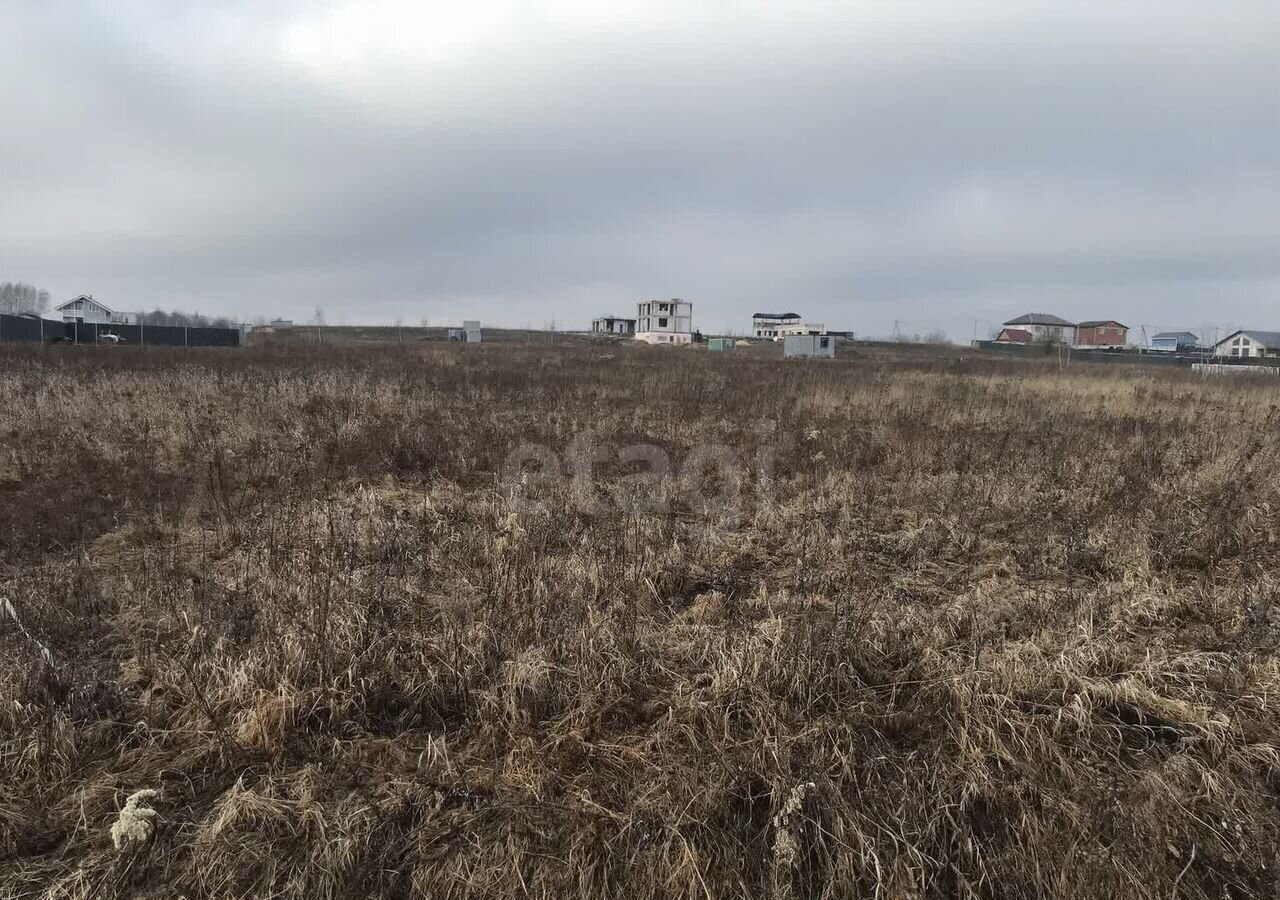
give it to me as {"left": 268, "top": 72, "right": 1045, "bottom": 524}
{"left": 137, "top": 309, "right": 236, "bottom": 329}
{"left": 0, "top": 282, "right": 51, "bottom": 315}
{"left": 1, "top": 282, "right": 237, "bottom": 328}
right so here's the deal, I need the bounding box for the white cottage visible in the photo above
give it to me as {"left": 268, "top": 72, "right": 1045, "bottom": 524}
{"left": 1001, "top": 313, "right": 1076, "bottom": 344}
{"left": 55, "top": 295, "right": 135, "bottom": 325}
{"left": 1212, "top": 330, "right": 1280, "bottom": 359}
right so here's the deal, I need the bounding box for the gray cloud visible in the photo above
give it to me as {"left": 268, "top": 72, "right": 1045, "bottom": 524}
{"left": 3, "top": 1, "right": 1279, "bottom": 337}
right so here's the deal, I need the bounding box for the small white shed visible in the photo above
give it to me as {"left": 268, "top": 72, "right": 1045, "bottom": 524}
{"left": 783, "top": 334, "right": 835, "bottom": 359}
{"left": 450, "top": 321, "right": 482, "bottom": 342}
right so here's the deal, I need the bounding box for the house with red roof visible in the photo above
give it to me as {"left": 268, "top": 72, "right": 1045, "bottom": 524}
{"left": 995, "top": 327, "right": 1032, "bottom": 344}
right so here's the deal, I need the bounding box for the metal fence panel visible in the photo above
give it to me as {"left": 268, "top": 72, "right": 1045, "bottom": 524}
{"left": 0, "top": 314, "right": 47, "bottom": 342}
{"left": 44, "top": 320, "right": 240, "bottom": 346}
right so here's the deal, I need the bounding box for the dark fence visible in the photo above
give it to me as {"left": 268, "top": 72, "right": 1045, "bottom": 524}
{"left": 0, "top": 314, "right": 240, "bottom": 347}
{"left": 974, "top": 341, "right": 1177, "bottom": 367}
{"left": 0, "top": 315, "right": 48, "bottom": 342}
{"left": 972, "top": 340, "right": 1280, "bottom": 370}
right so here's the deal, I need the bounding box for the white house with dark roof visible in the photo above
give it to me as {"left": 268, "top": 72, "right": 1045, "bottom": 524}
{"left": 753, "top": 312, "right": 798, "bottom": 338}
{"left": 752, "top": 312, "right": 824, "bottom": 339}
{"left": 1212, "top": 330, "right": 1280, "bottom": 358}
{"left": 54, "top": 295, "right": 135, "bottom": 326}
{"left": 1002, "top": 313, "right": 1076, "bottom": 344}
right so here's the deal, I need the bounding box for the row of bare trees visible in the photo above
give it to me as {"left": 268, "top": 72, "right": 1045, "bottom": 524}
{"left": 0, "top": 282, "right": 51, "bottom": 315}
{"left": 137, "top": 309, "right": 236, "bottom": 329}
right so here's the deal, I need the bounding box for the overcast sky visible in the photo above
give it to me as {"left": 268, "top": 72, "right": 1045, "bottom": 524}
{"left": 3, "top": 1, "right": 1278, "bottom": 339}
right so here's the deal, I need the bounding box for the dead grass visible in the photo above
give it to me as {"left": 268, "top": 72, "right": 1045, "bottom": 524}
{"left": 1, "top": 342, "right": 1279, "bottom": 898}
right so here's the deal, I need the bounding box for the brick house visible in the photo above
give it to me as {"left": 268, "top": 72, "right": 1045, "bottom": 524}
{"left": 1075, "top": 320, "right": 1128, "bottom": 347}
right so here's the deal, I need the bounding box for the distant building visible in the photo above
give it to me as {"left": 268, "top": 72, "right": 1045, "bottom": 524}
{"left": 753, "top": 312, "right": 799, "bottom": 338}
{"left": 995, "top": 328, "right": 1032, "bottom": 344}
{"left": 1075, "top": 320, "right": 1128, "bottom": 347}
{"left": 707, "top": 338, "right": 734, "bottom": 352}
{"left": 636, "top": 299, "right": 693, "bottom": 345}
{"left": 269, "top": 318, "right": 294, "bottom": 328}
{"left": 1212, "top": 330, "right": 1280, "bottom": 359}
{"left": 1150, "top": 331, "right": 1200, "bottom": 352}
{"left": 592, "top": 315, "right": 636, "bottom": 335}
{"left": 752, "top": 312, "right": 824, "bottom": 339}
{"left": 1002, "top": 313, "right": 1076, "bottom": 344}
{"left": 54, "top": 295, "right": 135, "bottom": 326}
{"left": 448, "top": 320, "right": 482, "bottom": 343}
{"left": 783, "top": 334, "right": 836, "bottom": 359}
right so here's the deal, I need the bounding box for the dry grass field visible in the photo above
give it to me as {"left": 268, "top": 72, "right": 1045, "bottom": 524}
{"left": 2, "top": 342, "right": 1280, "bottom": 899}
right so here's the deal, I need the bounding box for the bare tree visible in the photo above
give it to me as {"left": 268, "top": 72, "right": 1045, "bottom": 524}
{"left": 0, "top": 282, "right": 51, "bottom": 315}
{"left": 138, "top": 308, "right": 238, "bottom": 329}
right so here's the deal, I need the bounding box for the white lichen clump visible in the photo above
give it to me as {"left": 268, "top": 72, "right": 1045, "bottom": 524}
{"left": 111, "top": 789, "right": 159, "bottom": 851}
{"left": 494, "top": 511, "right": 527, "bottom": 551}
{"left": 772, "top": 781, "right": 815, "bottom": 871}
